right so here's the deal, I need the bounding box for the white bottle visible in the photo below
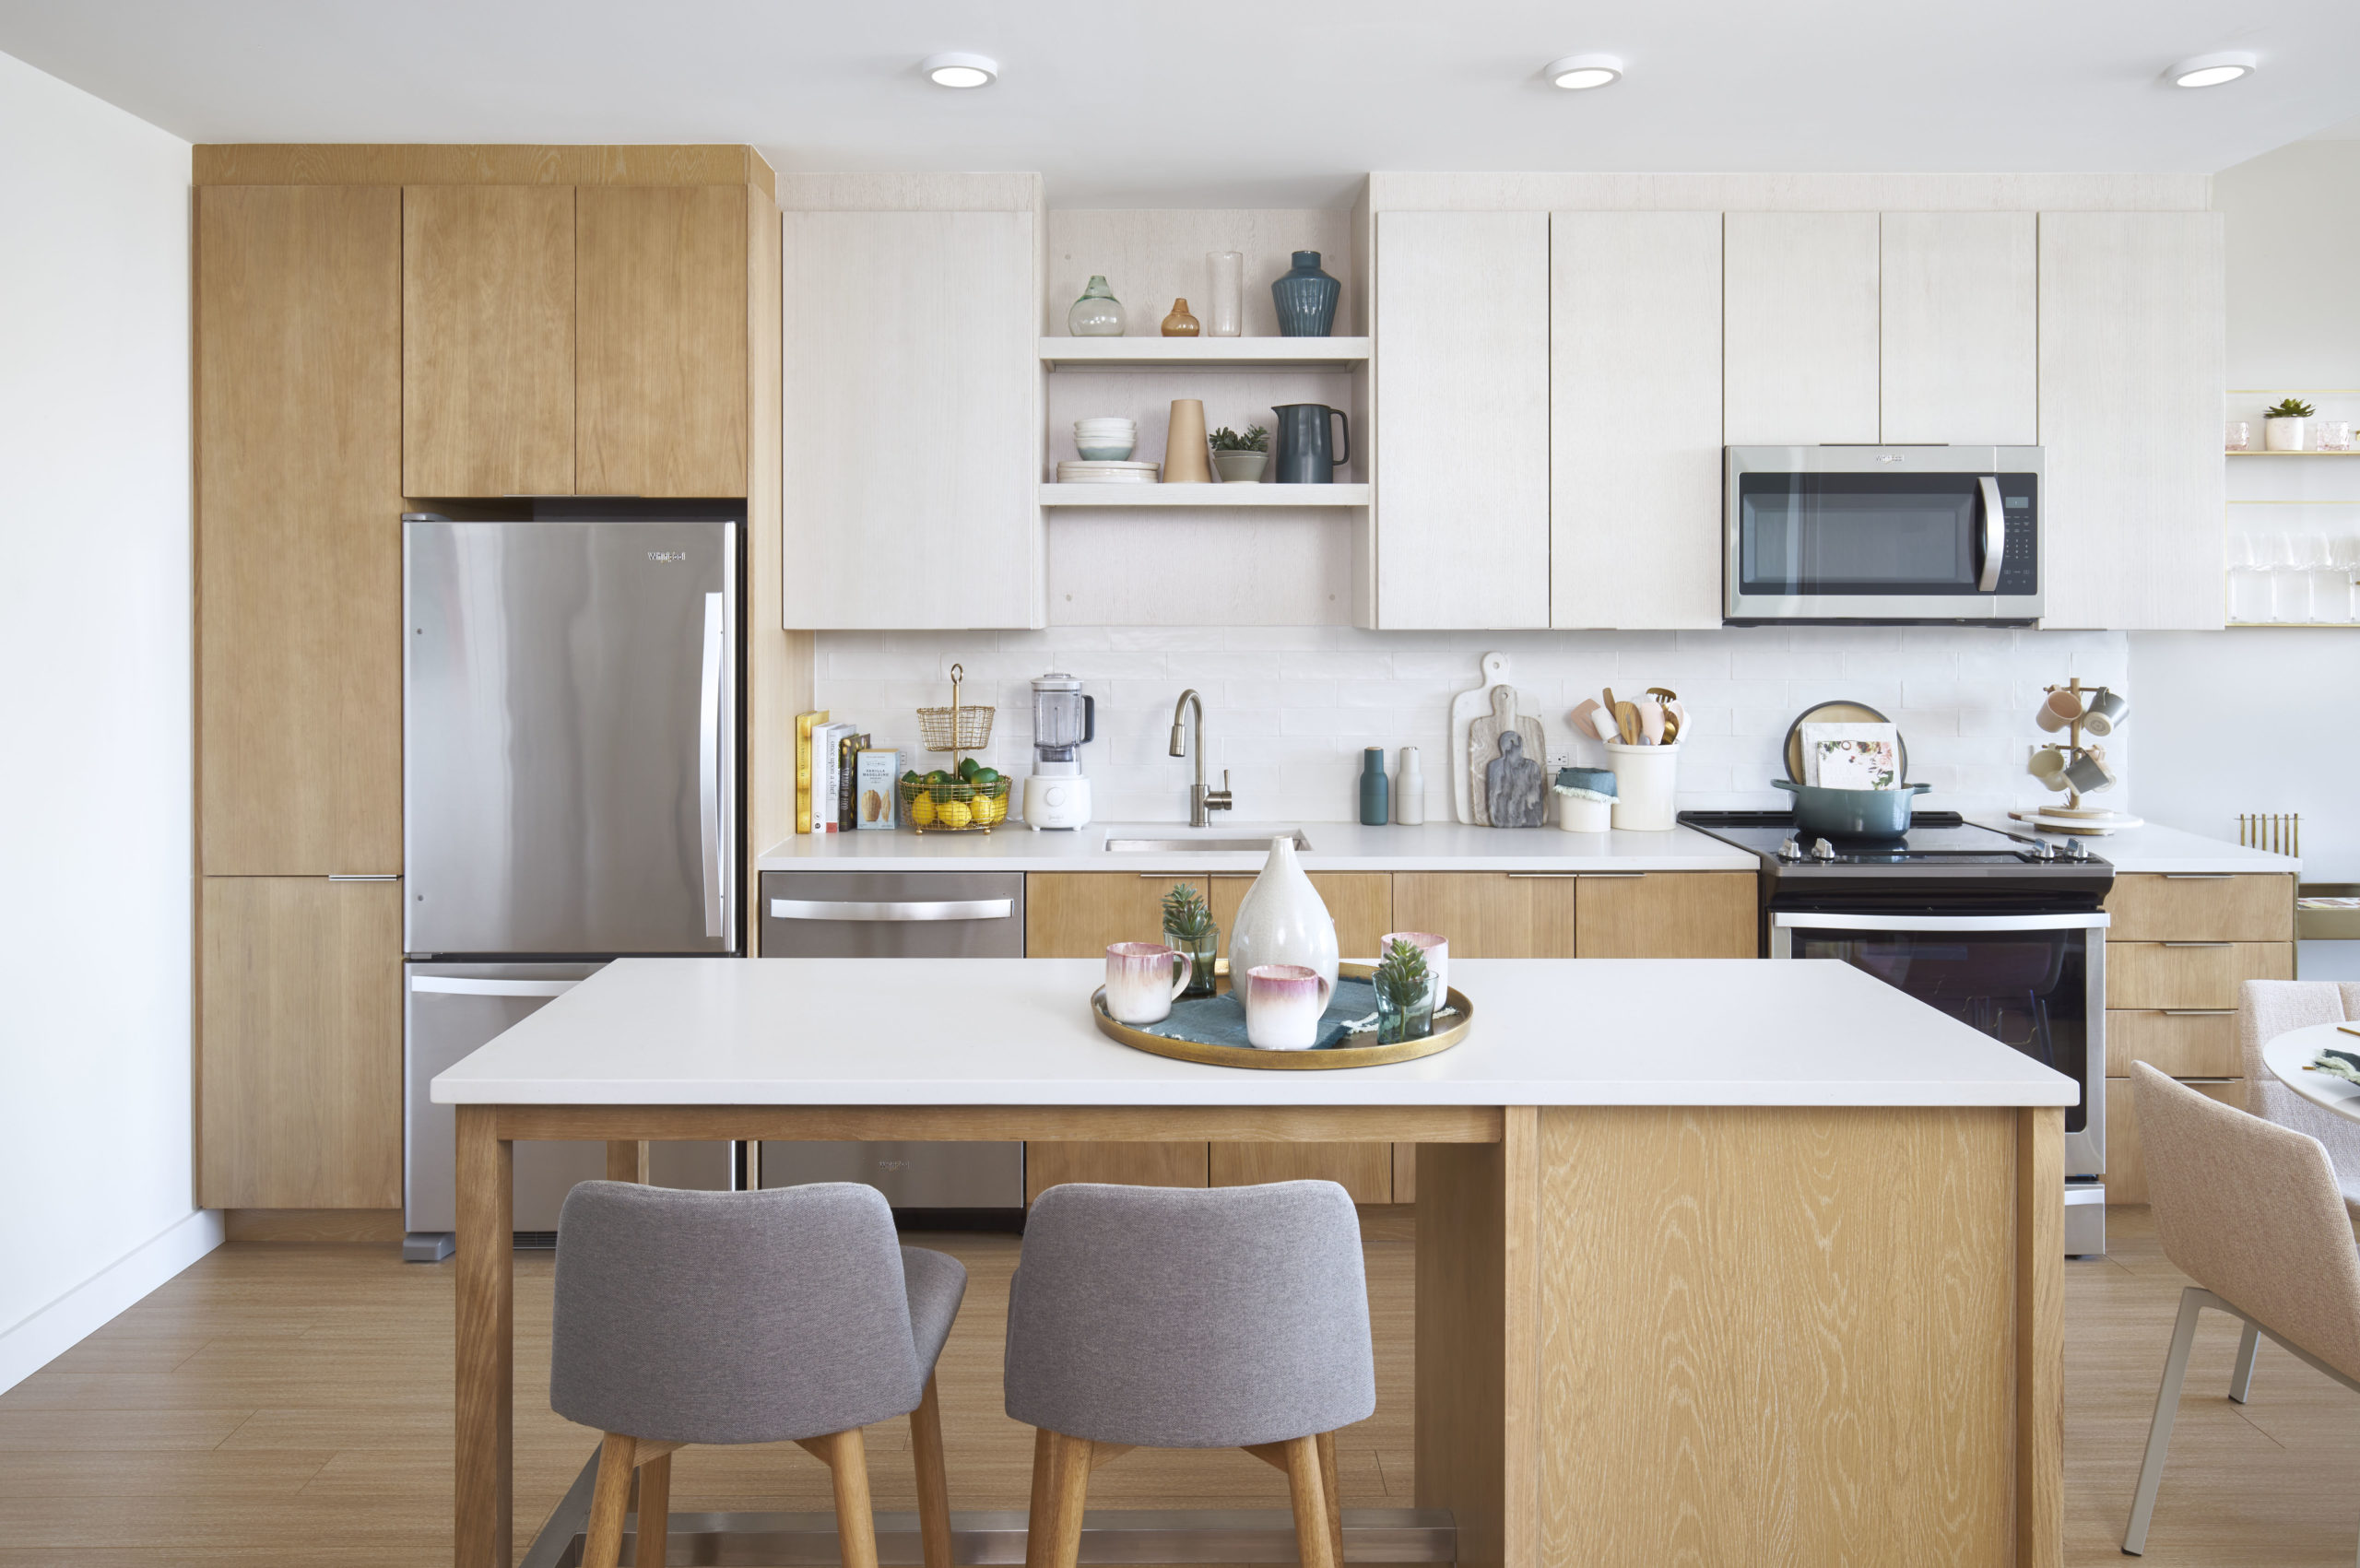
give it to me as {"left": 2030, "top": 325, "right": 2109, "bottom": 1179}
{"left": 1227, "top": 836, "right": 1339, "bottom": 997}
{"left": 1395, "top": 746, "right": 1424, "bottom": 826}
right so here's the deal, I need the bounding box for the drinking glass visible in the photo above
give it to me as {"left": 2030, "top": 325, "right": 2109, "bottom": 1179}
{"left": 1205, "top": 251, "right": 1244, "bottom": 337}
{"left": 2225, "top": 531, "right": 2270, "bottom": 623}
{"left": 2330, "top": 538, "right": 2360, "bottom": 624}
{"left": 2225, "top": 420, "right": 2252, "bottom": 452}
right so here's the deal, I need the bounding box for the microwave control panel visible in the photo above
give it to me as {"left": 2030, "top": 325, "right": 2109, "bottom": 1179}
{"left": 1995, "top": 478, "right": 2038, "bottom": 595}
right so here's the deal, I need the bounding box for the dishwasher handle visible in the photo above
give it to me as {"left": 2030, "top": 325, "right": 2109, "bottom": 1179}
{"left": 768, "top": 897, "right": 1015, "bottom": 923}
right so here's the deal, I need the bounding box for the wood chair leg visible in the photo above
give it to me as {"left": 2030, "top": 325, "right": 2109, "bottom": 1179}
{"left": 803, "top": 1429, "right": 879, "bottom": 1568}
{"left": 1046, "top": 1432, "right": 1093, "bottom": 1568}
{"left": 584, "top": 1432, "right": 640, "bottom": 1568}
{"left": 1315, "top": 1431, "right": 1343, "bottom": 1568}
{"left": 634, "top": 1450, "right": 671, "bottom": 1567}
{"left": 1278, "top": 1434, "right": 1333, "bottom": 1568}
{"left": 1024, "top": 1427, "right": 1056, "bottom": 1568}
{"left": 911, "top": 1375, "right": 954, "bottom": 1568}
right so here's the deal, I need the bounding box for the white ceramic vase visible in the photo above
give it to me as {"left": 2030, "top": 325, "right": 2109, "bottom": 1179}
{"left": 2265, "top": 417, "right": 2307, "bottom": 452}
{"left": 1225, "top": 836, "right": 1339, "bottom": 998}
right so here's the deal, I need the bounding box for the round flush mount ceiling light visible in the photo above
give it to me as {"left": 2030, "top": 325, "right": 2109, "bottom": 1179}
{"left": 1545, "top": 53, "right": 1624, "bottom": 90}
{"left": 2169, "top": 50, "right": 2257, "bottom": 88}
{"left": 921, "top": 53, "right": 998, "bottom": 88}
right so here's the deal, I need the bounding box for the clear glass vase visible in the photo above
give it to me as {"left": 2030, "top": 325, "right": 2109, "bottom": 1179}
{"left": 1374, "top": 973, "right": 1434, "bottom": 1044}
{"left": 1068, "top": 275, "right": 1127, "bottom": 337}
{"left": 1166, "top": 923, "right": 1218, "bottom": 998}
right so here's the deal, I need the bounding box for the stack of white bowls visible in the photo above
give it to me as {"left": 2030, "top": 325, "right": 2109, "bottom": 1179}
{"left": 1073, "top": 418, "right": 1138, "bottom": 460}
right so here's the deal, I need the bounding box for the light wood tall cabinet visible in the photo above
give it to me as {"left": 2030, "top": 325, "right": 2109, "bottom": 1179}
{"left": 779, "top": 203, "right": 1042, "bottom": 629}
{"left": 1878, "top": 212, "right": 2038, "bottom": 445}
{"left": 1723, "top": 212, "right": 1881, "bottom": 444}
{"left": 1550, "top": 210, "right": 1724, "bottom": 629}
{"left": 2036, "top": 211, "right": 2226, "bottom": 630}
{"left": 1372, "top": 210, "right": 1550, "bottom": 629}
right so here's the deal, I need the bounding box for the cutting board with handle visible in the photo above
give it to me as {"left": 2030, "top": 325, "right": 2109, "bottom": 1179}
{"left": 1450, "top": 653, "right": 1549, "bottom": 824}
{"left": 1468, "top": 684, "right": 1547, "bottom": 827}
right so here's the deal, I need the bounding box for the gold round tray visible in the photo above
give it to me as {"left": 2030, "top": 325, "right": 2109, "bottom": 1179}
{"left": 1090, "top": 962, "right": 1471, "bottom": 1070}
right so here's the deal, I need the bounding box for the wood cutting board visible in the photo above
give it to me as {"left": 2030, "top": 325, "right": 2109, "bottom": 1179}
{"left": 1468, "top": 684, "right": 1545, "bottom": 827}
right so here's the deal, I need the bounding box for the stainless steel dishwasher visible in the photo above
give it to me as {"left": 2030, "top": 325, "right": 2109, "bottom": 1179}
{"left": 756, "top": 870, "right": 1026, "bottom": 1219}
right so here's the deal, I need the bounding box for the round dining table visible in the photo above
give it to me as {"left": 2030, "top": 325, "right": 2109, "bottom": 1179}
{"left": 2262, "top": 1021, "right": 2360, "bottom": 1123}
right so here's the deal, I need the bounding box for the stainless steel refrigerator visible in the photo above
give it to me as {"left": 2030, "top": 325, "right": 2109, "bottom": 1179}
{"left": 400, "top": 515, "right": 738, "bottom": 1260}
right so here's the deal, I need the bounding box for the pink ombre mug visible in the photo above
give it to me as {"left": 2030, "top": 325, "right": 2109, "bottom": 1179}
{"left": 1245, "top": 963, "right": 1335, "bottom": 1051}
{"left": 1104, "top": 942, "right": 1194, "bottom": 1025}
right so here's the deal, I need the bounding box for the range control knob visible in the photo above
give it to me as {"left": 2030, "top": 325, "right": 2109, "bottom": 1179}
{"left": 2064, "top": 837, "right": 2091, "bottom": 861}
{"left": 1778, "top": 837, "right": 1803, "bottom": 862}
{"left": 1811, "top": 838, "right": 1837, "bottom": 862}
{"left": 2028, "top": 840, "right": 2056, "bottom": 861}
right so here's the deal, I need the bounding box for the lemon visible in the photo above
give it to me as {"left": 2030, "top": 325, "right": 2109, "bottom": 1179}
{"left": 974, "top": 795, "right": 1001, "bottom": 824}
{"left": 936, "top": 799, "right": 973, "bottom": 829}
{"left": 910, "top": 795, "right": 937, "bottom": 827}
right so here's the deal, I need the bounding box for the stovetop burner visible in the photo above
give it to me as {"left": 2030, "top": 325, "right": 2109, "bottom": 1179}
{"left": 1679, "top": 808, "right": 2113, "bottom": 913}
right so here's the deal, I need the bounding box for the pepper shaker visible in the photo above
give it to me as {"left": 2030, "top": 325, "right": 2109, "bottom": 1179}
{"left": 1359, "top": 747, "right": 1390, "bottom": 826}
{"left": 1395, "top": 746, "right": 1424, "bottom": 826}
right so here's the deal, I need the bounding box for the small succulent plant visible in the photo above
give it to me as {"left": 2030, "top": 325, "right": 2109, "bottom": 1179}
{"left": 1209, "top": 424, "right": 1269, "bottom": 453}
{"left": 1373, "top": 937, "right": 1431, "bottom": 1007}
{"left": 1162, "top": 882, "right": 1213, "bottom": 940}
{"left": 2268, "top": 397, "right": 2317, "bottom": 420}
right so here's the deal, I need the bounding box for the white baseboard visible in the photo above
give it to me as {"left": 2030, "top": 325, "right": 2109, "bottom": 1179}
{"left": 0, "top": 1208, "right": 225, "bottom": 1395}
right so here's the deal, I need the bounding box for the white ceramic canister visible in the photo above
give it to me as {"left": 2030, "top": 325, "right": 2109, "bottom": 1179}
{"left": 1602, "top": 742, "right": 1680, "bottom": 831}
{"left": 1225, "top": 836, "right": 1339, "bottom": 997}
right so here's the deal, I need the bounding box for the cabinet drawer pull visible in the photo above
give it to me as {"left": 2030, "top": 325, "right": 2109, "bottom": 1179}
{"left": 2162, "top": 873, "right": 2235, "bottom": 880}
{"left": 1506, "top": 873, "right": 1583, "bottom": 880}
{"left": 2160, "top": 1008, "right": 2236, "bottom": 1016}
{"left": 329, "top": 873, "right": 401, "bottom": 881}
{"left": 2160, "top": 941, "right": 2232, "bottom": 949}
{"left": 2177, "top": 1077, "right": 2240, "bottom": 1085}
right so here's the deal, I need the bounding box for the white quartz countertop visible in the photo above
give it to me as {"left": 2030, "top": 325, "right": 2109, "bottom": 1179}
{"left": 1965, "top": 813, "right": 2300, "bottom": 875}
{"left": 431, "top": 957, "right": 2077, "bottom": 1109}
{"left": 755, "top": 820, "right": 1756, "bottom": 874}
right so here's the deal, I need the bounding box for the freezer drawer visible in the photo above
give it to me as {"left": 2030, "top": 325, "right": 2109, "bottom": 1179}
{"left": 761, "top": 1141, "right": 1024, "bottom": 1209}
{"left": 759, "top": 871, "right": 1025, "bottom": 958}
{"left": 405, "top": 962, "right": 729, "bottom": 1247}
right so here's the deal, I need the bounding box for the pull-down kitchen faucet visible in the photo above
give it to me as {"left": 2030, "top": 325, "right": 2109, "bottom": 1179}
{"left": 1168, "top": 689, "right": 1233, "bottom": 828}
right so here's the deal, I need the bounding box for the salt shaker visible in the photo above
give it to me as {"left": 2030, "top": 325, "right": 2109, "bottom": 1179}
{"left": 1395, "top": 746, "right": 1424, "bottom": 826}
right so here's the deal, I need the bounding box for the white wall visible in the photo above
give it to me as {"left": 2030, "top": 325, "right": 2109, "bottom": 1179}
{"left": 0, "top": 51, "right": 212, "bottom": 1391}
{"left": 816, "top": 626, "right": 2127, "bottom": 826}
{"left": 2131, "top": 136, "right": 2360, "bottom": 881}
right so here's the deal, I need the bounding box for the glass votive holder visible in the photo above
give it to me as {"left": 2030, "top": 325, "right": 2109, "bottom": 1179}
{"left": 2319, "top": 421, "right": 2355, "bottom": 453}
{"left": 2224, "top": 421, "right": 2252, "bottom": 452}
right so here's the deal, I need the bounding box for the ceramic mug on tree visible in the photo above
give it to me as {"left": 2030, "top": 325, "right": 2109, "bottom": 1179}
{"left": 1104, "top": 942, "right": 1194, "bottom": 1025}
{"left": 1245, "top": 963, "right": 1334, "bottom": 1050}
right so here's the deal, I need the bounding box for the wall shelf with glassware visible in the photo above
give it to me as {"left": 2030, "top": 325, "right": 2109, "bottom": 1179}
{"left": 1042, "top": 336, "right": 1371, "bottom": 371}
{"left": 1038, "top": 483, "right": 1369, "bottom": 507}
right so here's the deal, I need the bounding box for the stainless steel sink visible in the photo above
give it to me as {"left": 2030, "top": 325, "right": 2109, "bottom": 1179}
{"left": 1103, "top": 831, "right": 1312, "bottom": 854}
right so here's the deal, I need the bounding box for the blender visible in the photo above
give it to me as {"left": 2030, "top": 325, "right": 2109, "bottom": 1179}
{"left": 1022, "top": 673, "right": 1095, "bottom": 830}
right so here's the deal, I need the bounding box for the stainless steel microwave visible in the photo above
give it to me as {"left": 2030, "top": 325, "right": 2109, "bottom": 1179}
{"left": 1724, "top": 445, "right": 2042, "bottom": 625}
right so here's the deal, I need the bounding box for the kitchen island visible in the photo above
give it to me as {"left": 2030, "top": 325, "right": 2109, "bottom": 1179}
{"left": 435, "top": 956, "right": 2074, "bottom": 1568}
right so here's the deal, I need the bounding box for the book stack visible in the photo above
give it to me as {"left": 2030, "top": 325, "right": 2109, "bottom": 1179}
{"left": 797, "top": 713, "right": 877, "bottom": 832}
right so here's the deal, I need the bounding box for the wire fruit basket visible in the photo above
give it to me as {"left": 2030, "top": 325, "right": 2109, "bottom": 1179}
{"left": 903, "top": 664, "right": 1007, "bottom": 831}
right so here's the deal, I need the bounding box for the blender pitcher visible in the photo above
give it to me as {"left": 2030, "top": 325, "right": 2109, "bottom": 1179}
{"left": 1023, "top": 674, "right": 1096, "bottom": 830}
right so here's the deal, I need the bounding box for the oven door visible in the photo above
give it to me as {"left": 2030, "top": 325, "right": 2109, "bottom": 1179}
{"left": 1725, "top": 445, "right": 2042, "bottom": 624}
{"left": 1771, "top": 911, "right": 2104, "bottom": 1177}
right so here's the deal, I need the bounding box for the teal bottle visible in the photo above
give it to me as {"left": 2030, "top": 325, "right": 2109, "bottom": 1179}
{"left": 1359, "top": 747, "right": 1389, "bottom": 825}
{"left": 1272, "top": 251, "right": 1340, "bottom": 336}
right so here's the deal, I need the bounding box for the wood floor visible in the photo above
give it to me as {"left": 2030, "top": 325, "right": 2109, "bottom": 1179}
{"left": 0, "top": 1206, "right": 2349, "bottom": 1565}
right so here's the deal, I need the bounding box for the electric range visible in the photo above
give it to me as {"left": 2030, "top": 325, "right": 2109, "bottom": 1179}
{"left": 1681, "top": 808, "right": 2110, "bottom": 1222}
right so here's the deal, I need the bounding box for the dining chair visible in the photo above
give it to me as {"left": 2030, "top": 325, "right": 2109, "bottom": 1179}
{"left": 2239, "top": 979, "right": 2360, "bottom": 1214}
{"left": 2122, "top": 1063, "right": 2360, "bottom": 1559}
{"left": 550, "top": 1181, "right": 967, "bottom": 1568}
{"left": 1005, "top": 1180, "right": 1376, "bottom": 1568}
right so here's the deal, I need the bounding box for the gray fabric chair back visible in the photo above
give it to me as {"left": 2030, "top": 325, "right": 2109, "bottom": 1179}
{"left": 551, "top": 1181, "right": 924, "bottom": 1444}
{"left": 2134, "top": 1063, "right": 2360, "bottom": 1382}
{"left": 1004, "top": 1180, "right": 1375, "bottom": 1449}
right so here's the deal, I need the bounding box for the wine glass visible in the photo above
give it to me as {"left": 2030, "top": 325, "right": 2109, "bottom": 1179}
{"left": 2225, "top": 530, "right": 2269, "bottom": 623}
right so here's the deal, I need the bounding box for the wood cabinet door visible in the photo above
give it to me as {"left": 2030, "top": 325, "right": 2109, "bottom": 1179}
{"left": 780, "top": 208, "right": 1040, "bottom": 629}
{"left": 2106, "top": 1010, "right": 2239, "bottom": 1079}
{"left": 2106, "top": 941, "right": 2294, "bottom": 1010}
{"left": 1879, "top": 212, "right": 2037, "bottom": 445}
{"left": 576, "top": 184, "right": 747, "bottom": 497}
{"left": 1573, "top": 872, "right": 1757, "bottom": 958}
{"left": 1388, "top": 872, "right": 1577, "bottom": 958}
{"left": 2103, "top": 1075, "right": 2243, "bottom": 1204}
{"left": 402, "top": 184, "right": 575, "bottom": 496}
{"left": 196, "top": 184, "right": 403, "bottom": 876}
{"left": 2103, "top": 873, "right": 2294, "bottom": 943}
{"left": 199, "top": 877, "right": 403, "bottom": 1209}
{"left": 1724, "top": 212, "right": 1882, "bottom": 444}
{"left": 1373, "top": 210, "right": 1550, "bottom": 629}
{"left": 1550, "top": 210, "right": 1724, "bottom": 630}
{"left": 2036, "top": 212, "right": 2224, "bottom": 630}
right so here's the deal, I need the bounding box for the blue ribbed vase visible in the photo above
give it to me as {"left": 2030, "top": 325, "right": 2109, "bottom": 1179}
{"left": 1271, "top": 251, "right": 1339, "bottom": 337}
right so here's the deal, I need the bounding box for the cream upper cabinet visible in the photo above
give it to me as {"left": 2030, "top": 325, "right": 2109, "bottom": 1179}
{"left": 1551, "top": 210, "right": 1723, "bottom": 629}
{"left": 1879, "top": 212, "right": 2037, "bottom": 445}
{"left": 2036, "top": 212, "right": 2225, "bottom": 630}
{"left": 780, "top": 207, "right": 1041, "bottom": 629}
{"left": 1373, "top": 210, "right": 1550, "bottom": 629}
{"left": 1723, "top": 212, "right": 1881, "bottom": 444}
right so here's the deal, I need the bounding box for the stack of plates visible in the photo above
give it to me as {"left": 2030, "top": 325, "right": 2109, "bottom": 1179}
{"left": 1056, "top": 460, "right": 1160, "bottom": 484}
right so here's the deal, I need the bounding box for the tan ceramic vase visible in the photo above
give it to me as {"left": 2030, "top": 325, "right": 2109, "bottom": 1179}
{"left": 1161, "top": 297, "right": 1201, "bottom": 336}
{"left": 1163, "top": 398, "right": 1212, "bottom": 482}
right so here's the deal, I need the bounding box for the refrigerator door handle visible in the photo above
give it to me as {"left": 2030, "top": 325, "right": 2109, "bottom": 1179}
{"left": 699, "top": 591, "right": 725, "bottom": 939}
{"left": 408, "top": 975, "right": 583, "bottom": 997}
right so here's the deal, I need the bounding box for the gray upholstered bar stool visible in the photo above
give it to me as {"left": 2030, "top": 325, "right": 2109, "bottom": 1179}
{"left": 551, "top": 1181, "right": 968, "bottom": 1568}
{"left": 1006, "top": 1181, "right": 1375, "bottom": 1568}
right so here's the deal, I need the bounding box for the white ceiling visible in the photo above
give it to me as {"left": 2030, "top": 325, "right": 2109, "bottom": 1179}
{"left": 2, "top": 0, "right": 2355, "bottom": 206}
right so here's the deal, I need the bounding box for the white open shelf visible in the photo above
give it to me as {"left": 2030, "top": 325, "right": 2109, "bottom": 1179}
{"left": 1041, "top": 336, "right": 1372, "bottom": 371}
{"left": 2227, "top": 450, "right": 2360, "bottom": 456}
{"left": 1038, "top": 483, "right": 1369, "bottom": 507}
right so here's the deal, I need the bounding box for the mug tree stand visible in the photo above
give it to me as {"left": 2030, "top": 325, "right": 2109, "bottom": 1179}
{"left": 2009, "top": 676, "right": 2144, "bottom": 835}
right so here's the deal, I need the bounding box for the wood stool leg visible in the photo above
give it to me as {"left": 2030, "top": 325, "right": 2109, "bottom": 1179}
{"left": 1046, "top": 1432, "right": 1093, "bottom": 1568}
{"left": 1024, "top": 1428, "right": 1056, "bottom": 1568}
{"left": 634, "top": 1450, "right": 671, "bottom": 1567}
{"left": 584, "top": 1432, "right": 640, "bottom": 1568}
{"left": 810, "top": 1429, "right": 879, "bottom": 1568}
{"left": 1278, "top": 1435, "right": 1333, "bottom": 1568}
{"left": 911, "top": 1375, "right": 954, "bottom": 1568}
{"left": 1315, "top": 1431, "right": 1343, "bottom": 1568}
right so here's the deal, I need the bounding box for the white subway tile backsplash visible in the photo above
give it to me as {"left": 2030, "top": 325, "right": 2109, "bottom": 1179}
{"left": 811, "top": 626, "right": 2130, "bottom": 824}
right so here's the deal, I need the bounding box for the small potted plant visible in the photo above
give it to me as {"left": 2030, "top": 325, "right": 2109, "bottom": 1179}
{"left": 1371, "top": 937, "right": 1434, "bottom": 1044}
{"left": 1208, "top": 424, "right": 1269, "bottom": 483}
{"left": 1162, "top": 883, "right": 1218, "bottom": 998}
{"left": 2266, "top": 396, "right": 2316, "bottom": 452}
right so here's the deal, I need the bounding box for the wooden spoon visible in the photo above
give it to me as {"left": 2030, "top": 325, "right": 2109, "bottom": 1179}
{"left": 1614, "top": 701, "right": 1642, "bottom": 744}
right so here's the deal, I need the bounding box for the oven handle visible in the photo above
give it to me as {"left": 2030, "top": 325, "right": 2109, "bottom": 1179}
{"left": 1977, "top": 476, "right": 2004, "bottom": 593}
{"left": 1771, "top": 911, "right": 2110, "bottom": 934}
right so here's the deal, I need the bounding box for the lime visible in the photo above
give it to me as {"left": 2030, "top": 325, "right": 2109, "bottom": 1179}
{"left": 974, "top": 768, "right": 1000, "bottom": 786}
{"left": 958, "top": 757, "right": 981, "bottom": 781}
